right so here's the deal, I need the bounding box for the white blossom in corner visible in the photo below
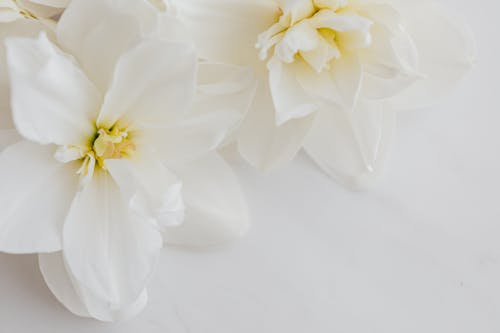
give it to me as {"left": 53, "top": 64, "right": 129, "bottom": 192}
{"left": 171, "top": 0, "right": 476, "bottom": 187}
{"left": 0, "top": 0, "right": 69, "bottom": 22}
{"left": 0, "top": 0, "right": 255, "bottom": 321}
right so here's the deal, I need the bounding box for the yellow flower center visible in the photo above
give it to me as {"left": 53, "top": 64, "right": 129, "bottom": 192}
{"left": 256, "top": 0, "right": 372, "bottom": 72}
{"left": 54, "top": 125, "right": 136, "bottom": 184}
{"left": 91, "top": 126, "right": 136, "bottom": 169}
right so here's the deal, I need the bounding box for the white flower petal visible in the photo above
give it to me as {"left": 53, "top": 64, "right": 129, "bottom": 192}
{"left": 355, "top": 2, "right": 401, "bottom": 34}
{"left": 289, "top": 52, "right": 364, "bottom": 112}
{"left": 149, "top": 0, "right": 167, "bottom": 12}
{"left": 81, "top": 287, "right": 149, "bottom": 323}
{"left": 294, "top": 60, "right": 342, "bottom": 105}
{"left": 310, "top": 10, "right": 372, "bottom": 33}
{"left": 296, "top": 51, "right": 364, "bottom": 113}
{"left": 143, "top": 63, "right": 255, "bottom": 162}
{"left": 164, "top": 152, "right": 250, "bottom": 247}
{"left": 17, "top": 0, "right": 64, "bottom": 18}
{"left": 194, "top": 62, "right": 257, "bottom": 146}
{"left": 39, "top": 252, "right": 149, "bottom": 322}
{"left": 314, "top": 0, "right": 347, "bottom": 11}
{"left": 108, "top": 0, "right": 167, "bottom": 36}
{"left": 172, "top": 0, "right": 279, "bottom": 66}
{"left": 387, "top": 1, "right": 476, "bottom": 109}
{"left": 38, "top": 252, "right": 90, "bottom": 318}
{"left": 275, "top": 21, "right": 319, "bottom": 63}
{"left": 330, "top": 52, "right": 363, "bottom": 111}
{"left": 278, "top": 0, "right": 316, "bottom": 24}
{"left": 29, "top": 0, "right": 69, "bottom": 8}
{"left": 0, "top": 1, "right": 21, "bottom": 23}
{"left": 57, "top": 0, "right": 143, "bottom": 92}
{"left": 146, "top": 109, "right": 240, "bottom": 163}
{"left": 5, "top": 32, "right": 100, "bottom": 146}
{"left": 303, "top": 100, "right": 395, "bottom": 189}
{"left": 63, "top": 171, "right": 162, "bottom": 307}
{"left": 154, "top": 13, "right": 191, "bottom": 42}
{"left": 106, "top": 155, "right": 185, "bottom": 229}
{"left": 360, "top": 26, "right": 420, "bottom": 99}
{"left": 98, "top": 40, "right": 197, "bottom": 129}
{"left": 0, "top": 141, "right": 79, "bottom": 253}
{"left": 0, "top": 20, "right": 45, "bottom": 130}
{"left": 268, "top": 59, "right": 318, "bottom": 126}
{"left": 238, "top": 80, "right": 315, "bottom": 171}
{"left": 300, "top": 35, "right": 340, "bottom": 73}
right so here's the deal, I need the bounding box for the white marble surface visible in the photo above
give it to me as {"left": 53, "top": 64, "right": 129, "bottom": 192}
{"left": 1, "top": 0, "right": 499, "bottom": 332}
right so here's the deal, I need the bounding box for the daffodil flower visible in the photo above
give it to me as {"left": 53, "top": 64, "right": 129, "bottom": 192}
{"left": 171, "top": 0, "right": 476, "bottom": 187}
{"left": 0, "top": 0, "right": 255, "bottom": 321}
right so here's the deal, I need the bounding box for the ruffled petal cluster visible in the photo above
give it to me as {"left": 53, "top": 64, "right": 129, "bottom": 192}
{"left": 171, "top": 0, "right": 475, "bottom": 187}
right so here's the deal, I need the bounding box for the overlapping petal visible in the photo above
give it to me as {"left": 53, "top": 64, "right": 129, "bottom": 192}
{"left": 0, "top": 141, "right": 79, "bottom": 253}
{"left": 172, "top": 0, "right": 279, "bottom": 66}
{"left": 57, "top": 0, "right": 143, "bottom": 92}
{"left": 195, "top": 62, "right": 257, "bottom": 145}
{"left": 0, "top": 19, "right": 44, "bottom": 131}
{"left": 39, "top": 252, "right": 149, "bottom": 322}
{"left": 303, "top": 100, "right": 395, "bottom": 188}
{"left": 386, "top": 1, "right": 476, "bottom": 109}
{"left": 106, "top": 153, "right": 185, "bottom": 228}
{"left": 62, "top": 170, "right": 163, "bottom": 307}
{"left": 143, "top": 62, "right": 256, "bottom": 163}
{"left": 30, "top": 0, "right": 70, "bottom": 8}
{"left": 268, "top": 59, "right": 318, "bottom": 126}
{"left": 0, "top": 1, "right": 20, "bottom": 23}
{"left": 17, "top": 0, "right": 65, "bottom": 18}
{"left": 98, "top": 39, "right": 197, "bottom": 129}
{"left": 6, "top": 32, "right": 100, "bottom": 146}
{"left": 164, "top": 153, "right": 250, "bottom": 247}
{"left": 238, "top": 81, "right": 316, "bottom": 171}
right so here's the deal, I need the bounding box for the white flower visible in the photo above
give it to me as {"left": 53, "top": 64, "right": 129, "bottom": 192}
{"left": 171, "top": 0, "right": 476, "bottom": 187}
{"left": 0, "top": 0, "right": 255, "bottom": 321}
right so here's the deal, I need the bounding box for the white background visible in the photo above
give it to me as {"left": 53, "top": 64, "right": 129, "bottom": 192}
{"left": 1, "top": 0, "right": 499, "bottom": 332}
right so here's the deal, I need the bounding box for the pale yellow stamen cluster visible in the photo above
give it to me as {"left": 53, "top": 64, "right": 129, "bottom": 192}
{"left": 257, "top": 0, "right": 372, "bottom": 73}
{"left": 55, "top": 125, "right": 136, "bottom": 184}
{"left": 91, "top": 127, "right": 136, "bottom": 169}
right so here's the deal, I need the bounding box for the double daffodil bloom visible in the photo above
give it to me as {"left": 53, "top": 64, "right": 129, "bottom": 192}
{"left": 171, "top": 0, "right": 476, "bottom": 187}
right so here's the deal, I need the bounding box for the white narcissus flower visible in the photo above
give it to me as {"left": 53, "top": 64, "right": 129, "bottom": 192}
{"left": 0, "top": 0, "right": 255, "bottom": 321}
{"left": 171, "top": 0, "right": 476, "bottom": 187}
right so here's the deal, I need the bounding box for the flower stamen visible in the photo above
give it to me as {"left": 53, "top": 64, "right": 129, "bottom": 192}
{"left": 54, "top": 124, "right": 136, "bottom": 185}
{"left": 91, "top": 126, "right": 136, "bottom": 169}
{"left": 256, "top": 0, "right": 372, "bottom": 72}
